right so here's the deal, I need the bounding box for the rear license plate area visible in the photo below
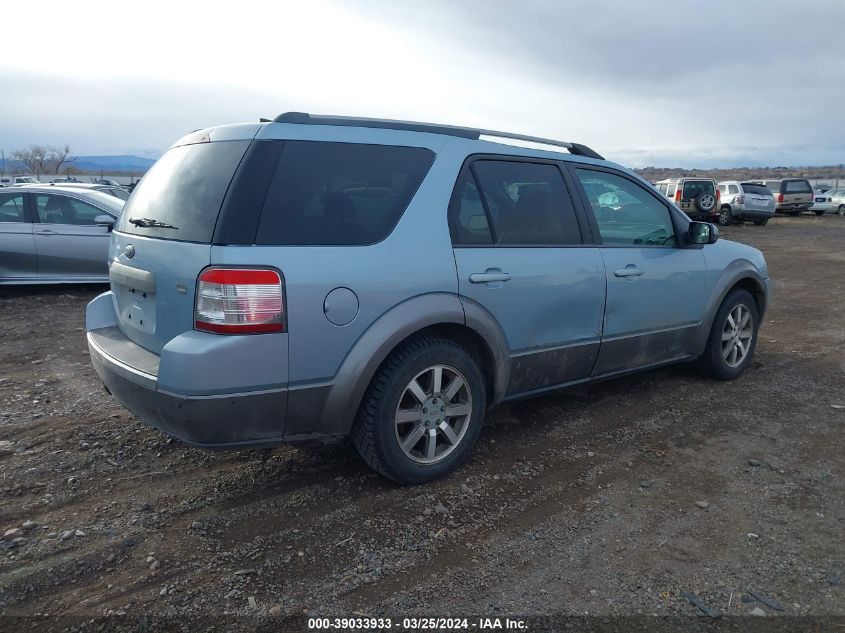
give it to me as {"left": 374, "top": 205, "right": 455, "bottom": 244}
{"left": 113, "top": 283, "right": 156, "bottom": 334}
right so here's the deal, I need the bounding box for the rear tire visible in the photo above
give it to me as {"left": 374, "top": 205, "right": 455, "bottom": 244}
{"left": 718, "top": 207, "right": 732, "bottom": 226}
{"left": 814, "top": 209, "right": 825, "bottom": 216}
{"left": 697, "top": 288, "right": 759, "bottom": 381}
{"left": 753, "top": 218, "right": 769, "bottom": 226}
{"left": 351, "top": 336, "right": 486, "bottom": 485}
{"left": 788, "top": 210, "right": 800, "bottom": 216}
{"left": 838, "top": 205, "right": 845, "bottom": 217}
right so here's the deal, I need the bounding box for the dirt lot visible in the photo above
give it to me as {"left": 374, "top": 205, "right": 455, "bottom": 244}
{"left": 1, "top": 216, "right": 843, "bottom": 630}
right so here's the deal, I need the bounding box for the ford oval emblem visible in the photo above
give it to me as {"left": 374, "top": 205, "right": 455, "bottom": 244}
{"left": 124, "top": 244, "right": 135, "bottom": 259}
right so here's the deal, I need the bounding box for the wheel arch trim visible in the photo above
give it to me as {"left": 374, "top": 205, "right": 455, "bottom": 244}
{"left": 317, "top": 293, "right": 510, "bottom": 436}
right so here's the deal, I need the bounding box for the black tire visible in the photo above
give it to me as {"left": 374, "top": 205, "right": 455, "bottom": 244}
{"left": 718, "top": 207, "right": 732, "bottom": 226}
{"left": 838, "top": 205, "right": 845, "bottom": 217}
{"left": 814, "top": 209, "right": 825, "bottom": 216}
{"left": 351, "top": 336, "right": 487, "bottom": 485}
{"left": 697, "top": 288, "right": 759, "bottom": 381}
{"left": 788, "top": 209, "right": 800, "bottom": 216}
{"left": 753, "top": 218, "right": 769, "bottom": 226}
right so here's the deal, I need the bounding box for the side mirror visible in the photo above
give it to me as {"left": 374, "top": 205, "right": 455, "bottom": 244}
{"left": 688, "top": 221, "right": 719, "bottom": 245}
{"left": 95, "top": 214, "right": 116, "bottom": 231}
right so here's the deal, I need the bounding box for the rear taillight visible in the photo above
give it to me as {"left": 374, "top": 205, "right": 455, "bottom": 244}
{"left": 195, "top": 267, "right": 285, "bottom": 334}
{"left": 716, "top": 189, "right": 721, "bottom": 203}
{"left": 777, "top": 193, "right": 784, "bottom": 203}
{"left": 674, "top": 188, "right": 682, "bottom": 202}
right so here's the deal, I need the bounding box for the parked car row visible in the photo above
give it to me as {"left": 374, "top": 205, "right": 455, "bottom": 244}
{"left": 651, "top": 176, "right": 836, "bottom": 226}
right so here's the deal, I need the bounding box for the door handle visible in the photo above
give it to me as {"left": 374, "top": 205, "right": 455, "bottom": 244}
{"left": 614, "top": 266, "right": 644, "bottom": 278}
{"left": 469, "top": 270, "right": 511, "bottom": 284}
{"left": 35, "top": 229, "right": 57, "bottom": 236}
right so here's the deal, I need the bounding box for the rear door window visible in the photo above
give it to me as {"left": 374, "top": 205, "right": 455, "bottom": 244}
{"left": 256, "top": 142, "right": 434, "bottom": 245}
{"left": 468, "top": 160, "right": 582, "bottom": 245}
{"left": 784, "top": 180, "right": 812, "bottom": 193}
{"left": 741, "top": 183, "right": 771, "bottom": 196}
{"left": 117, "top": 140, "right": 251, "bottom": 242}
{"left": 682, "top": 180, "right": 715, "bottom": 200}
{"left": 0, "top": 192, "right": 26, "bottom": 223}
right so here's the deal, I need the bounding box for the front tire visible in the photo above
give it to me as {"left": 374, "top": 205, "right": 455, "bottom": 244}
{"left": 697, "top": 289, "right": 759, "bottom": 381}
{"left": 351, "top": 336, "right": 486, "bottom": 484}
{"left": 718, "top": 207, "right": 732, "bottom": 226}
{"left": 838, "top": 205, "right": 845, "bottom": 217}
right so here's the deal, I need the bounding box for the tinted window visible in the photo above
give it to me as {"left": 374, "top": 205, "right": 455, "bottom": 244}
{"left": 449, "top": 169, "right": 493, "bottom": 244}
{"left": 740, "top": 183, "right": 772, "bottom": 196}
{"left": 0, "top": 192, "right": 26, "bottom": 223}
{"left": 118, "top": 140, "right": 250, "bottom": 242}
{"left": 728, "top": 184, "right": 740, "bottom": 194}
{"left": 35, "top": 194, "right": 104, "bottom": 225}
{"left": 784, "top": 179, "right": 811, "bottom": 193}
{"left": 0, "top": 193, "right": 26, "bottom": 222}
{"left": 469, "top": 161, "right": 581, "bottom": 245}
{"left": 256, "top": 142, "right": 434, "bottom": 246}
{"left": 763, "top": 181, "right": 781, "bottom": 192}
{"left": 576, "top": 169, "right": 677, "bottom": 247}
{"left": 681, "top": 180, "right": 715, "bottom": 200}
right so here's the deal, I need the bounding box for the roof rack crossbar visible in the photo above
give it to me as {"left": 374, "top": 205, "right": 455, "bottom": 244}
{"left": 271, "top": 112, "right": 604, "bottom": 160}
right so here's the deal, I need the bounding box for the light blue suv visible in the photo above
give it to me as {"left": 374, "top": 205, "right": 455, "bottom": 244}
{"left": 86, "top": 113, "right": 771, "bottom": 484}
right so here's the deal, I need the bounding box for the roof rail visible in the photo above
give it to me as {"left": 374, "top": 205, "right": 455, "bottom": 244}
{"left": 271, "top": 112, "right": 604, "bottom": 160}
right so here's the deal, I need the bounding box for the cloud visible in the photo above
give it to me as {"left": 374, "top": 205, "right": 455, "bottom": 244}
{"left": 0, "top": 0, "right": 842, "bottom": 167}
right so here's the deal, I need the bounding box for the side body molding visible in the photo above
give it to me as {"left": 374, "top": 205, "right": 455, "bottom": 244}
{"left": 313, "top": 293, "right": 511, "bottom": 437}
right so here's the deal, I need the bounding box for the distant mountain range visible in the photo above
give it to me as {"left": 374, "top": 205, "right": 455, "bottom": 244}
{"left": 0, "top": 154, "right": 157, "bottom": 174}
{"left": 69, "top": 155, "right": 157, "bottom": 172}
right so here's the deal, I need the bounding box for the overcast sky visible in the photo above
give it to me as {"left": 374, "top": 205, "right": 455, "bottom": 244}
{"left": 1, "top": 0, "right": 843, "bottom": 168}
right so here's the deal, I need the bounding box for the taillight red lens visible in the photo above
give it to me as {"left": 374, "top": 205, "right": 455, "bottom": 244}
{"left": 716, "top": 189, "right": 721, "bottom": 202}
{"left": 195, "top": 268, "right": 285, "bottom": 334}
{"left": 674, "top": 188, "right": 682, "bottom": 202}
{"left": 777, "top": 193, "right": 784, "bottom": 203}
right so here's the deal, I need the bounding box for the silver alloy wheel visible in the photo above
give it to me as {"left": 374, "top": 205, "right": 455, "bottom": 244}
{"left": 720, "top": 304, "right": 754, "bottom": 368}
{"left": 719, "top": 208, "right": 731, "bottom": 225}
{"left": 394, "top": 364, "right": 472, "bottom": 464}
{"left": 699, "top": 193, "right": 716, "bottom": 211}
{"left": 839, "top": 205, "right": 845, "bottom": 216}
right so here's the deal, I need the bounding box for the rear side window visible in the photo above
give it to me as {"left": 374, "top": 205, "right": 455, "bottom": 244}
{"left": 784, "top": 180, "right": 811, "bottom": 193}
{"left": 741, "top": 183, "right": 771, "bottom": 196}
{"left": 0, "top": 192, "right": 26, "bottom": 223}
{"left": 682, "top": 180, "right": 715, "bottom": 200}
{"left": 118, "top": 140, "right": 250, "bottom": 242}
{"left": 256, "top": 142, "right": 434, "bottom": 246}
{"left": 463, "top": 160, "right": 582, "bottom": 245}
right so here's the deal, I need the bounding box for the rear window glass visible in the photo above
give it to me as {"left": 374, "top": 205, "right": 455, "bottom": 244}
{"left": 681, "top": 180, "right": 715, "bottom": 199}
{"left": 740, "top": 183, "right": 772, "bottom": 196}
{"left": 784, "top": 179, "right": 811, "bottom": 193}
{"left": 256, "top": 142, "right": 434, "bottom": 246}
{"left": 117, "top": 140, "right": 250, "bottom": 242}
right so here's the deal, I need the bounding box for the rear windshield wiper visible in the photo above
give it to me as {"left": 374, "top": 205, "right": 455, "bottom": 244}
{"left": 128, "top": 217, "right": 178, "bottom": 229}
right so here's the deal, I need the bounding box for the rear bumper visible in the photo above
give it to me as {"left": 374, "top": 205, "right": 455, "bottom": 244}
{"left": 88, "top": 328, "right": 289, "bottom": 448}
{"left": 775, "top": 203, "right": 812, "bottom": 213}
{"left": 734, "top": 207, "right": 775, "bottom": 219}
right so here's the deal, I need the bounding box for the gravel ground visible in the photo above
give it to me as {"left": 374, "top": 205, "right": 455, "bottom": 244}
{"left": 0, "top": 215, "right": 843, "bottom": 631}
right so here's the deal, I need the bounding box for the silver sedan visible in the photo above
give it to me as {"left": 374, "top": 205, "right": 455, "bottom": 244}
{"left": 0, "top": 185, "right": 124, "bottom": 284}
